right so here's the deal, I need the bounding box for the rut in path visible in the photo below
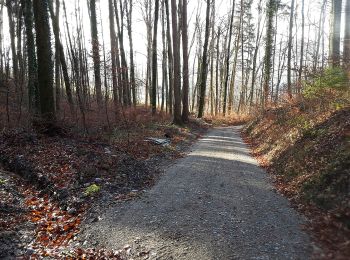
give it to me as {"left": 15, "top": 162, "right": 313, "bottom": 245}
{"left": 82, "top": 126, "right": 313, "bottom": 259}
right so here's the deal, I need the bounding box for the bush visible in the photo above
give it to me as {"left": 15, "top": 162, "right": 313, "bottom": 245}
{"left": 304, "top": 67, "right": 349, "bottom": 98}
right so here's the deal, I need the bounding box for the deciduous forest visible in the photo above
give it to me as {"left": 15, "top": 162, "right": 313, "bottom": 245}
{"left": 0, "top": 0, "right": 349, "bottom": 259}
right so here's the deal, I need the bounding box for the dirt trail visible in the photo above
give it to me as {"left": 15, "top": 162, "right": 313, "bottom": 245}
{"left": 82, "top": 126, "right": 313, "bottom": 259}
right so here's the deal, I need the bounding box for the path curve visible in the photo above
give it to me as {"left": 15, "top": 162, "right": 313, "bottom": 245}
{"left": 83, "top": 127, "right": 312, "bottom": 259}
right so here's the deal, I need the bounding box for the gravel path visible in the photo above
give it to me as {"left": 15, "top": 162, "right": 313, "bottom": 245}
{"left": 82, "top": 126, "right": 313, "bottom": 259}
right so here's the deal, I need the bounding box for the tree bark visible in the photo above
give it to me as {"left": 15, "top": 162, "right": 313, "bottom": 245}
{"left": 181, "top": 0, "right": 189, "bottom": 122}
{"left": 197, "top": 0, "right": 211, "bottom": 118}
{"left": 287, "top": 0, "right": 295, "bottom": 99}
{"left": 89, "top": 0, "right": 103, "bottom": 107}
{"left": 151, "top": 0, "right": 160, "bottom": 115}
{"left": 170, "top": 0, "right": 182, "bottom": 124}
{"left": 33, "top": 0, "right": 55, "bottom": 122}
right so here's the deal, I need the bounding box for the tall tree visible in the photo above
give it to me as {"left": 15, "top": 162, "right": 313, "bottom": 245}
{"left": 115, "top": 0, "right": 131, "bottom": 106}
{"left": 6, "top": 0, "right": 18, "bottom": 82}
{"left": 223, "top": 0, "right": 235, "bottom": 115}
{"left": 287, "top": 0, "right": 295, "bottom": 99}
{"left": 197, "top": 0, "right": 211, "bottom": 118}
{"left": 151, "top": 0, "right": 160, "bottom": 115}
{"left": 170, "top": 0, "right": 182, "bottom": 124}
{"left": 22, "top": 0, "right": 39, "bottom": 112}
{"left": 181, "top": 0, "right": 189, "bottom": 122}
{"left": 297, "top": 0, "right": 305, "bottom": 94}
{"left": 330, "top": 0, "right": 342, "bottom": 66}
{"left": 165, "top": 0, "right": 173, "bottom": 114}
{"left": 48, "top": 0, "right": 74, "bottom": 114}
{"left": 263, "top": 0, "right": 277, "bottom": 107}
{"left": 126, "top": 0, "right": 137, "bottom": 106}
{"left": 89, "top": 0, "right": 103, "bottom": 107}
{"left": 108, "top": 0, "right": 119, "bottom": 113}
{"left": 33, "top": 0, "right": 55, "bottom": 122}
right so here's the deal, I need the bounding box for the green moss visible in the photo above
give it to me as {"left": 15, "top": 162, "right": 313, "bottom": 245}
{"left": 84, "top": 184, "right": 101, "bottom": 196}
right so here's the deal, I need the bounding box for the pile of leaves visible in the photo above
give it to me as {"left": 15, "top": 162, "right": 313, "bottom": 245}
{"left": 243, "top": 104, "right": 350, "bottom": 258}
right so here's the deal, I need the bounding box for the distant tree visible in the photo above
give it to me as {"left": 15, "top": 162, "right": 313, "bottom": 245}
{"left": 32, "top": 0, "right": 55, "bottom": 122}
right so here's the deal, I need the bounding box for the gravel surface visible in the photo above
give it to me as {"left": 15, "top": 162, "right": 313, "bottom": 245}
{"left": 81, "top": 126, "right": 313, "bottom": 259}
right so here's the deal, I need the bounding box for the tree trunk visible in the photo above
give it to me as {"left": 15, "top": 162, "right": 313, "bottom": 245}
{"left": 263, "top": 0, "right": 276, "bottom": 107}
{"left": 108, "top": 0, "right": 119, "bottom": 114}
{"left": 89, "top": 0, "right": 103, "bottom": 107}
{"left": 170, "top": 0, "right": 182, "bottom": 124}
{"left": 222, "top": 0, "right": 235, "bottom": 115}
{"left": 22, "top": 0, "right": 39, "bottom": 113}
{"left": 297, "top": 0, "right": 304, "bottom": 94}
{"left": 151, "top": 0, "right": 159, "bottom": 115}
{"left": 287, "top": 0, "right": 295, "bottom": 99}
{"left": 197, "top": 0, "right": 211, "bottom": 118}
{"left": 181, "top": 0, "right": 189, "bottom": 122}
{"left": 48, "top": 0, "right": 74, "bottom": 114}
{"left": 33, "top": 0, "right": 55, "bottom": 122}
{"left": 165, "top": 0, "right": 173, "bottom": 114}
{"left": 126, "top": 0, "right": 137, "bottom": 106}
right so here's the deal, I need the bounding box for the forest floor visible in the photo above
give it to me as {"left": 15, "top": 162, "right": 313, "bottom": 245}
{"left": 0, "top": 113, "right": 210, "bottom": 258}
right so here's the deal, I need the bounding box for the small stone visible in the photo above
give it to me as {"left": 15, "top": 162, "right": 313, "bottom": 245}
{"left": 68, "top": 207, "right": 77, "bottom": 215}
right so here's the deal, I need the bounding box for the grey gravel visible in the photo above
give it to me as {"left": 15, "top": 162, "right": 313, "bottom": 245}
{"left": 81, "top": 126, "right": 313, "bottom": 260}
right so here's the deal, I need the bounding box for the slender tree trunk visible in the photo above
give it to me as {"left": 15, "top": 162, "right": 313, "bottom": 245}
{"left": 287, "top": 0, "right": 295, "bottom": 99}
{"left": 215, "top": 27, "right": 220, "bottom": 116}
{"left": 89, "top": 0, "right": 103, "bottom": 107}
{"left": 6, "top": 1, "right": 18, "bottom": 82}
{"left": 114, "top": 0, "right": 131, "bottom": 106}
{"left": 165, "top": 0, "right": 173, "bottom": 114}
{"left": 151, "top": 0, "right": 159, "bottom": 115}
{"left": 48, "top": 0, "right": 74, "bottom": 114}
{"left": 223, "top": 0, "right": 235, "bottom": 115}
{"left": 170, "top": 0, "right": 182, "bottom": 124}
{"left": 181, "top": 0, "right": 189, "bottom": 122}
{"left": 108, "top": 0, "right": 119, "bottom": 115}
{"left": 263, "top": 0, "right": 276, "bottom": 107}
{"left": 297, "top": 0, "right": 305, "bottom": 94}
{"left": 126, "top": 0, "right": 137, "bottom": 106}
{"left": 197, "top": 0, "right": 211, "bottom": 118}
{"left": 22, "top": 0, "right": 39, "bottom": 113}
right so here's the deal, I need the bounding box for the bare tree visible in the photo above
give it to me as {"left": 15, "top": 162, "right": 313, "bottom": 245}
{"left": 197, "top": 0, "right": 211, "bottom": 118}
{"left": 33, "top": 0, "right": 55, "bottom": 122}
{"left": 181, "top": 0, "right": 189, "bottom": 122}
